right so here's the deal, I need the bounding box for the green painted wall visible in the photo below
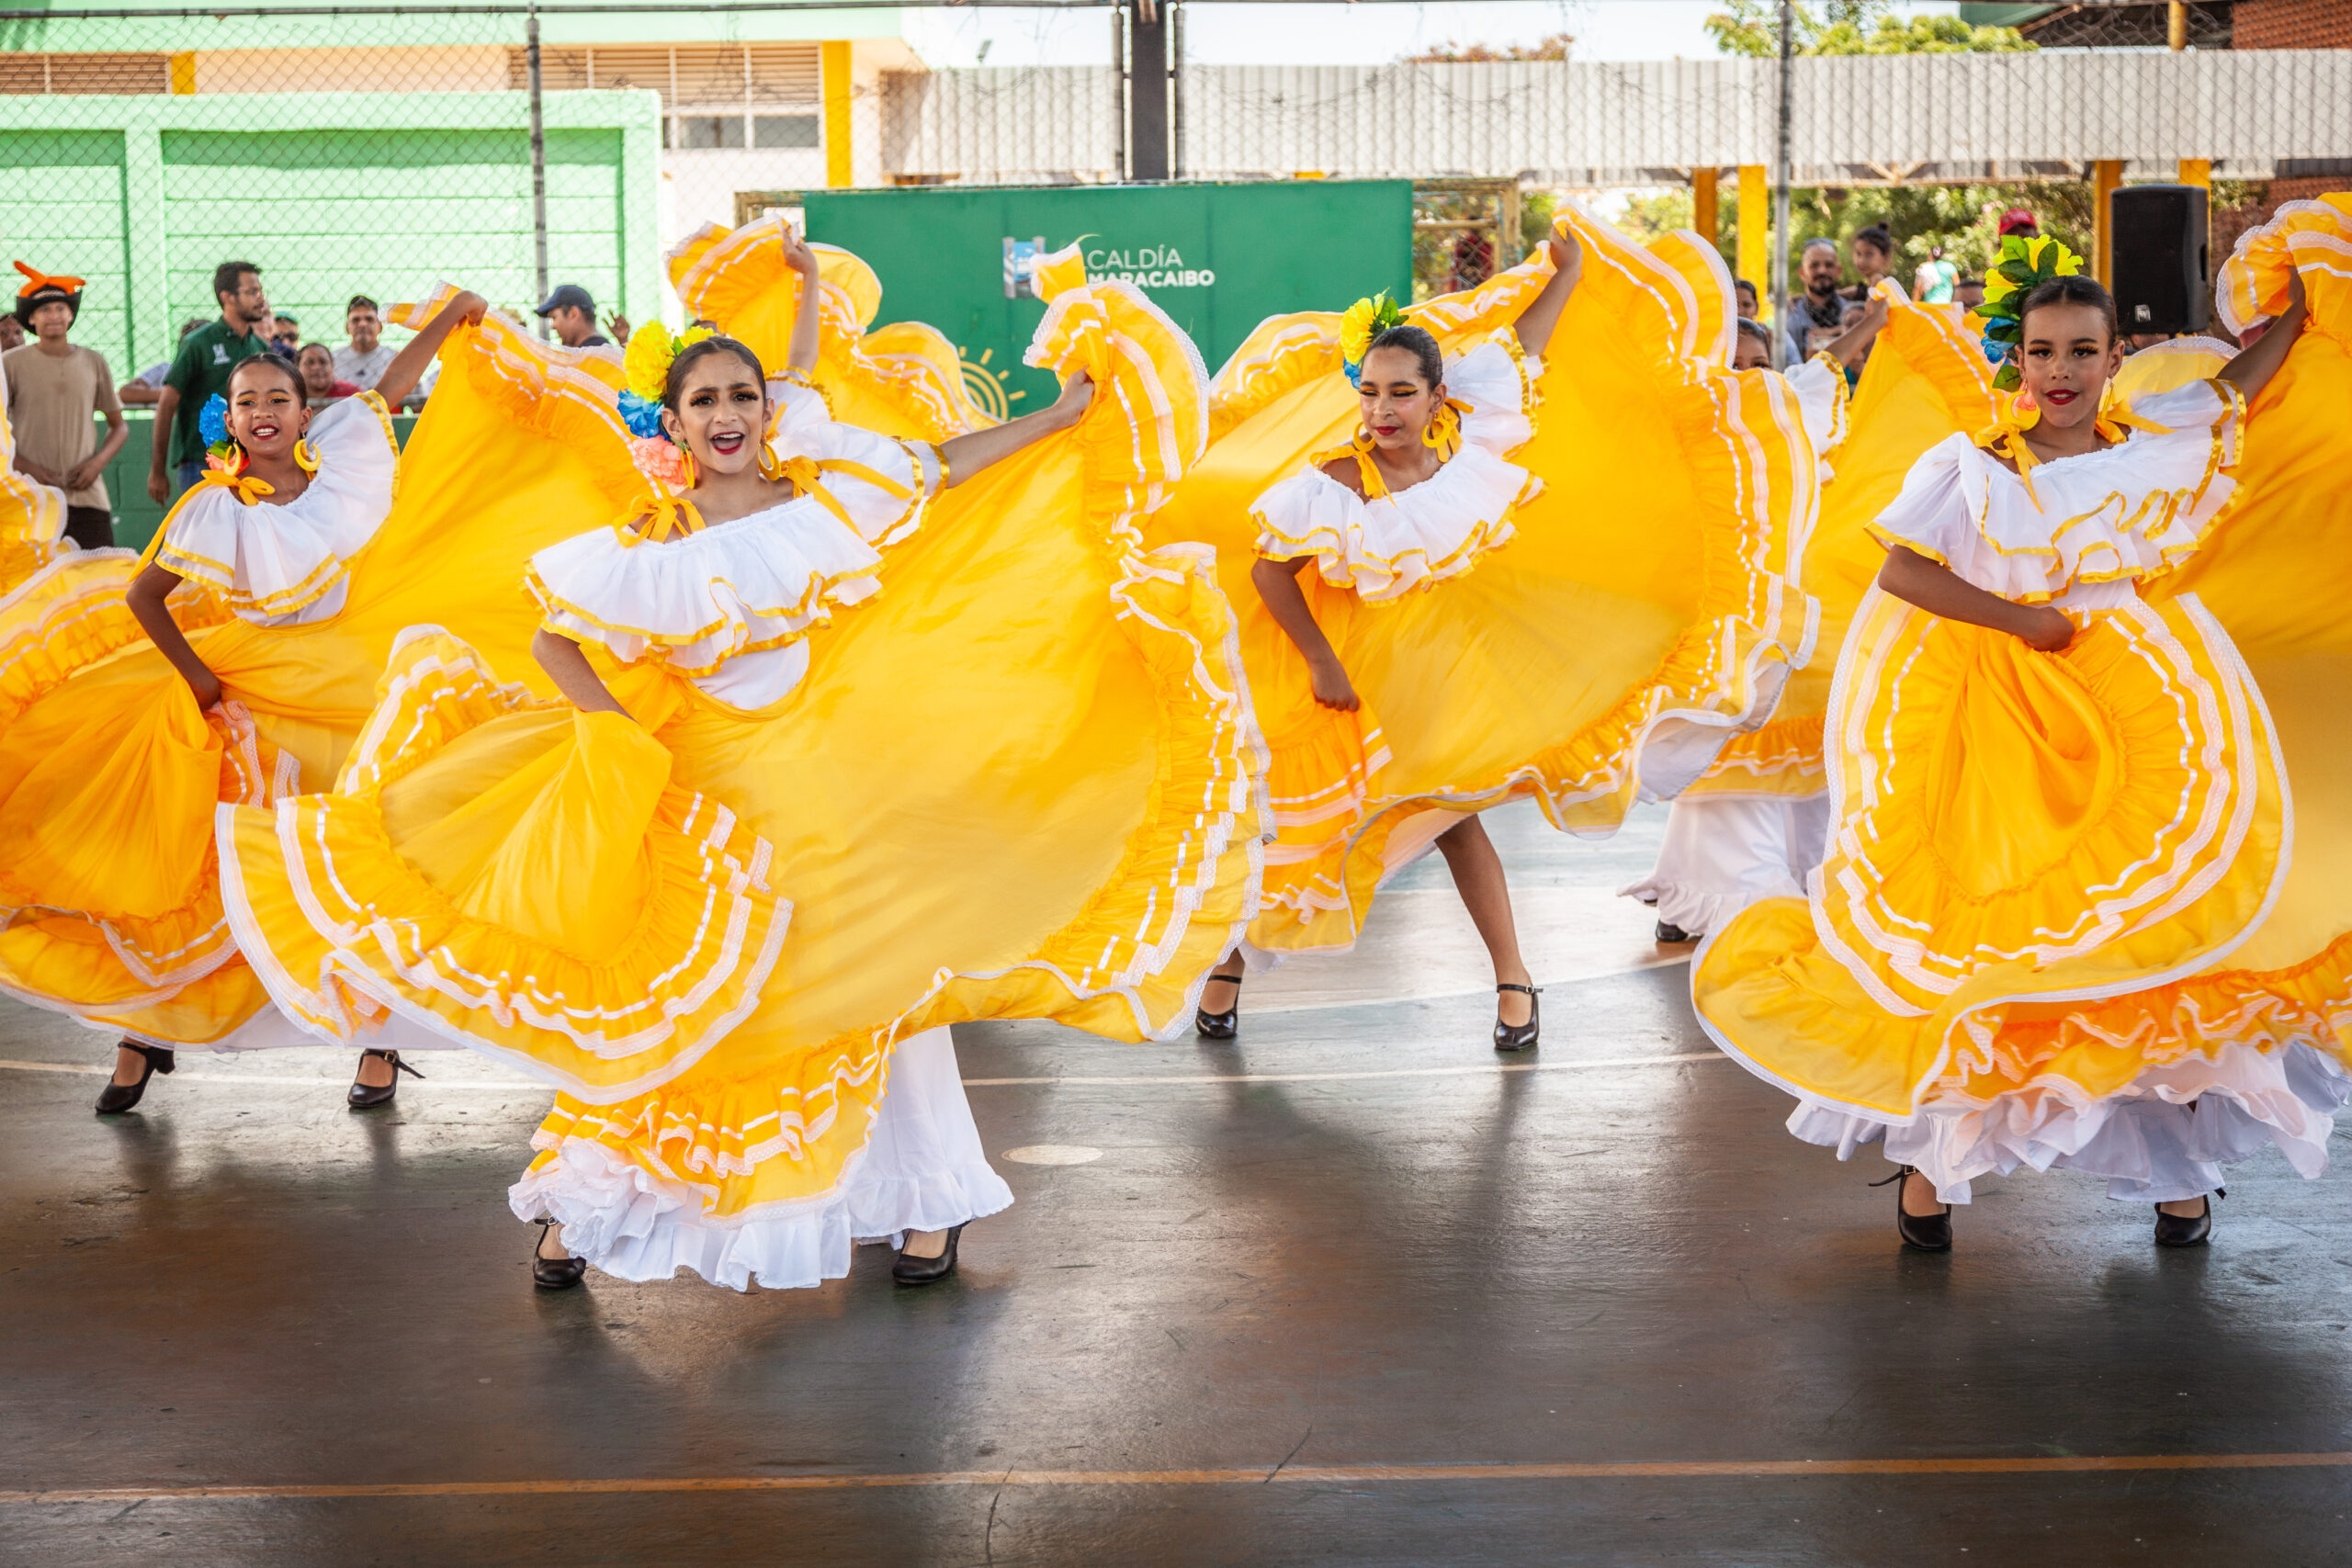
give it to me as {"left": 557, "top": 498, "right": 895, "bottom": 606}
{"left": 0, "top": 92, "right": 660, "bottom": 382}
{"left": 0, "top": 6, "right": 899, "bottom": 51}
{"left": 804, "top": 181, "right": 1414, "bottom": 418}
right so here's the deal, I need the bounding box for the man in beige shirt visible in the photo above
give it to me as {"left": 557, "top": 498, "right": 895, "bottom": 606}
{"left": 5, "top": 265, "right": 126, "bottom": 548}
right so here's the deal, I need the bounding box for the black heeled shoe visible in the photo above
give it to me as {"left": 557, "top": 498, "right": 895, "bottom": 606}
{"left": 1654, "top": 919, "right": 1696, "bottom": 944}
{"left": 893, "top": 1224, "right": 965, "bottom": 1285}
{"left": 1195, "top": 973, "right": 1242, "bottom": 1041}
{"left": 531, "top": 1221, "right": 588, "bottom": 1291}
{"left": 1493, "top": 982, "right": 1541, "bottom": 1053}
{"left": 2154, "top": 1188, "right": 2222, "bottom": 1247}
{"left": 95, "top": 1043, "right": 174, "bottom": 1115}
{"left": 1870, "top": 1165, "right": 1951, "bottom": 1251}
{"left": 347, "top": 1048, "right": 423, "bottom": 1110}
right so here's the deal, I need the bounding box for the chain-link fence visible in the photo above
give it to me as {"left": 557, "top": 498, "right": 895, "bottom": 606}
{"left": 5, "top": 2, "right": 2349, "bottom": 534}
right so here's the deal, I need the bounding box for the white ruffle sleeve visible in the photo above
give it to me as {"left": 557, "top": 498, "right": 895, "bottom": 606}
{"left": 1785, "top": 353, "right": 1851, "bottom": 467}
{"left": 150, "top": 391, "right": 401, "bottom": 625}
{"left": 1250, "top": 329, "right": 1542, "bottom": 603}
{"left": 1866, "top": 379, "right": 2244, "bottom": 604}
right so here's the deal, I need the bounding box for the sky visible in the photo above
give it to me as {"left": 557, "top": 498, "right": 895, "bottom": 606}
{"left": 904, "top": 1, "right": 1965, "bottom": 70}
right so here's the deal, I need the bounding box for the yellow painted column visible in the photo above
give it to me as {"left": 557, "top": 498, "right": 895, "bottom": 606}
{"left": 1736, "top": 164, "right": 1768, "bottom": 316}
{"left": 2092, "top": 160, "right": 2122, "bottom": 288}
{"left": 168, "top": 52, "right": 196, "bottom": 94}
{"left": 2177, "top": 157, "right": 2210, "bottom": 189}
{"left": 821, "top": 40, "right": 853, "bottom": 189}
{"left": 1692, "top": 167, "right": 1718, "bottom": 254}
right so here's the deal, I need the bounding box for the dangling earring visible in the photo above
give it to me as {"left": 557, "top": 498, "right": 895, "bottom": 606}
{"left": 292, "top": 437, "right": 320, "bottom": 475}
{"left": 678, "top": 443, "right": 698, "bottom": 490}
{"left": 1351, "top": 424, "right": 1377, "bottom": 454}
{"left": 757, "top": 440, "right": 787, "bottom": 482}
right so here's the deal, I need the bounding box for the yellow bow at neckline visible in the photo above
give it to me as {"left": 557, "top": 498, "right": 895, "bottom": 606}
{"left": 1973, "top": 385, "right": 2174, "bottom": 499}
{"left": 615, "top": 491, "right": 706, "bottom": 546}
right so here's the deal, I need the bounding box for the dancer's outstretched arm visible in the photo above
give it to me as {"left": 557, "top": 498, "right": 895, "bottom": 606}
{"left": 372, "top": 289, "right": 487, "bottom": 412}
{"left": 2219, "top": 268, "right": 2307, "bottom": 400}
{"left": 532, "top": 628, "right": 632, "bottom": 720}
{"left": 1513, "top": 231, "right": 1585, "bottom": 360}
{"left": 780, "top": 229, "right": 824, "bottom": 376}
{"left": 1879, "top": 545, "right": 2074, "bottom": 652}
{"left": 1251, "top": 556, "right": 1359, "bottom": 711}
{"left": 933, "top": 374, "right": 1093, "bottom": 488}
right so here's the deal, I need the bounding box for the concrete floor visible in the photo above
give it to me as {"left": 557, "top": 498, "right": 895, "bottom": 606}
{"left": 4, "top": 803, "right": 2349, "bottom": 1566}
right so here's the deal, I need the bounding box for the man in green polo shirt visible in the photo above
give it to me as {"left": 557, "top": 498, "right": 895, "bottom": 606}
{"left": 147, "top": 259, "right": 271, "bottom": 502}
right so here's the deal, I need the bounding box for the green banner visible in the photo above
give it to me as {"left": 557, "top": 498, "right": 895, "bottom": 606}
{"left": 803, "top": 180, "right": 1412, "bottom": 423}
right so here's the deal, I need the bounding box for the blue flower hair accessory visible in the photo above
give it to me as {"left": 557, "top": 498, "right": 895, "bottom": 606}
{"left": 616, "top": 389, "right": 666, "bottom": 441}
{"left": 198, "top": 393, "right": 229, "bottom": 446}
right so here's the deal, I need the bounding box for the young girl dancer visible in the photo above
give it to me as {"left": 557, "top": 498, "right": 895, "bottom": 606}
{"left": 0, "top": 292, "right": 482, "bottom": 1111}
{"left": 1693, "top": 232, "right": 2330, "bottom": 1249}
{"left": 221, "top": 228, "right": 1262, "bottom": 1291}
{"left": 1158, "top": 208, "right": 1815, "bottom": 1051}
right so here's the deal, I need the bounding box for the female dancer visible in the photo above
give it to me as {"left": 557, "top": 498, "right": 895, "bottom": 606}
{"left": 0, "top": 292, "right": 481, "bottom": 1112}
{"left": 1162, "top": 208, "right": 1815, "bottom": 1051}
{"left": 1693, "top": 232, "right": 2330, "bottom": 1249}
{"left": 220, "top": 227, "right": 1261, "bottom": 1291}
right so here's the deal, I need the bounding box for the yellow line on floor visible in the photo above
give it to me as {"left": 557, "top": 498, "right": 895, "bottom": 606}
{"left": 11, "top": 1451, "right": 2351, "bottom": 1504}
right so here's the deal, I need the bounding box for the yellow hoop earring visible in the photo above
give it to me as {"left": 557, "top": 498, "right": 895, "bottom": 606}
{"left": 678, "top": 445, "right": 699, "bottom": 490}
{"left": 757, "top": 440, "right": 787, "bottom": 482}
{"left": 1421, "top": 400, "right": 1464, "bottom": 459}
{"left": 292, "top": 438, "right": 320, "bottom": 475}
{"left": 1351, "top": 425, "right": 1377, "bottom": 454}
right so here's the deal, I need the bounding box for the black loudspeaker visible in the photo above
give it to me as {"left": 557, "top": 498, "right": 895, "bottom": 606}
{"left": 2109, "top": 184, "right": 2210, "bottom": 335}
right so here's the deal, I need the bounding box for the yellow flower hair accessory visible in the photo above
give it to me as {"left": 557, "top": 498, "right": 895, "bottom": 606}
{"left": 621, "top": 321, "right": 715, "bottom": 403}
{"left": 1974, "top": 234, "right": 2086, "bottom": 390}
{"left": 1339, "top": 291, "right": 1406, "bottom": 387}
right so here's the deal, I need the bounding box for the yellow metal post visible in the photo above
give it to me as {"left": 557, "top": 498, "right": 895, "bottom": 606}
{"left": 168, "top": 52, "right": 196, "bottom": 94}
{"left": 2092, "top": 160, "right": 2122, "bottom": 288}
{"left": 2168, "top": 1, "right": 2188, "bottom": 51}
{"left": 821, "top": 41, "right": 853, "bottom": 189}
{"left": 1737, "top": 164, "right": 1768, "bottom": 316}
{"left": 1692, "top": 167, "right": 1719, "bottom": 255}
{"left": 2177, "top": 157, "right": 2211, "bottom": 189}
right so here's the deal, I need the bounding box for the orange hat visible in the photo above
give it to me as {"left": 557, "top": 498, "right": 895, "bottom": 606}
{"left": 13, "top": 261, "right": 85, "bottom": 328}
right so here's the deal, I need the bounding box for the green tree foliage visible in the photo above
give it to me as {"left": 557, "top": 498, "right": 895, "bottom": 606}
{"left": 1705, "top": 1, "right": 2034, "bottom": 56}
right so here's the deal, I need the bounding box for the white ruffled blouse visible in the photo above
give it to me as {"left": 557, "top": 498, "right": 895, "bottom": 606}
{"left": 528, "top": 380, "right": 944, "bottom": 710}
{"left": 151, "top": 392, "right": 400, "bottom": 626}
{"left": 1868, "top": 380, "right": 2244, "bottom": 608}
{"left": 1250, "top": 328, "right": 1541, "bottom": 603}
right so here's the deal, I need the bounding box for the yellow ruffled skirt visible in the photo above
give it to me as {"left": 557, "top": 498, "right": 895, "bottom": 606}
{"left": 1149, "top": 209, "right": 1814, "bottom": 953}
{"left": 222, "top": 270, "right": 1263, "bottom": 1286}
{"left": 1694, "top": 197, "right": 2352, "bottom": 1201}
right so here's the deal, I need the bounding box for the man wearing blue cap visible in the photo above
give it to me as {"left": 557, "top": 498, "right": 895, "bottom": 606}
{"left": 534, "top": 284, "right": 626, "bottom": 351}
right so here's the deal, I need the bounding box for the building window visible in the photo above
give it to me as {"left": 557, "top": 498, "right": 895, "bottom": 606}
{"left": 754, "top": 114, "right": 820, "bottom": 149}
{"left": 679, "top": 115, "right": 745, "bottom": 150}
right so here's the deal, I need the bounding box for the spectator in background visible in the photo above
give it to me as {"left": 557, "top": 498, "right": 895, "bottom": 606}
{"left": 535, "top": 285, "right": 609, "bottom": 350}
{"left": 334, "top": 296, "right": 396, "bottom": 391}
{"left": 1735, "top": 278, "right": 1759, "bottom": 320}
{"left": 1997, "top": 208, "right": 2039, "bottom": 241}
{"left": 148, "top": 259, "right": 271, "bottom": 502}
{"left": 296, "top": 343, "right": 359, "bottom": 402}
{"left": 1953, "top": 276, "right": 1986, "bottom": 312}
{"left": 1843, "top": 224, "right": 1894, "bottom": 302}
{"left": 269, "top": 313, "right": 300, "bottom": 355}
{"left": 1913, "top": 243, "right": 1957, "bottom": 305}
{"left": 120, "top": 318, "right": 207, "bottom": 407}
{"left": 1783, "top": 238, "right": 1847, "bottom": 369}
{"left": 4, "top": 262, "right": 127, "bottom": 549}
{"left": 0, "top": 316, "right": 21, "bottom": 354}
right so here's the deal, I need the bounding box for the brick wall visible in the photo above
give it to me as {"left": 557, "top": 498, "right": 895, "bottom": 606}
{"left": 2232, "top": 0, "right": 2352, "bottom": 49}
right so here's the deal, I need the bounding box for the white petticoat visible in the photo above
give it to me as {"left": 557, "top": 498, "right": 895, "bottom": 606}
{"left": 1792, "top": 1041, "right": 2351, "bottom": 1205}
{"left": 508, "top": 1026, "right": 1014, "bottom": 1292}
{"left": 1621, "top": 793, "right": 1830, "bottom": 939}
